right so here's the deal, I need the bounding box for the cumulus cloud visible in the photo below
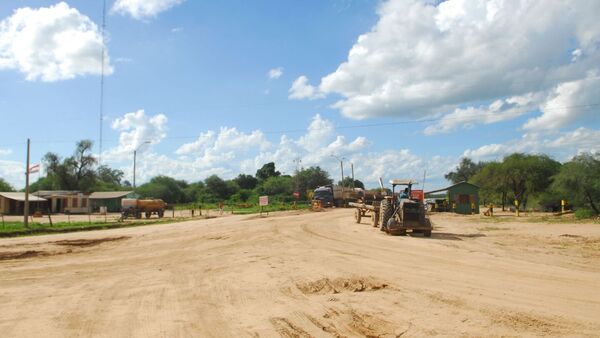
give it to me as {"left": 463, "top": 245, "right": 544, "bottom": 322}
{"left": 523, "top": 72, "right": 600, "bottom": 131}
{"left": 288, "top": 76, "right": 325, "bottom": 100}
{"left": 0, "top": 159, "right": 24, "bottom": 189}
{"left": 463, "top": 128, "right": 600, "bottom": 162}
{"left": 112, "top": 0, "right": 185, "bottom": 20}
{"left": 268, "top": 67, "right": 283, "bottom": 79}
{"left": 295, "top": 0, "right": 600, "bottom": 132}
{"left": 104, "top": 109, "right": 167, "bottom": 161}
{"left": 0, "top": 148, "right": 12, "bottom": 156}
{"left": 0, "top": 2, "right": 112, "bottom": 82}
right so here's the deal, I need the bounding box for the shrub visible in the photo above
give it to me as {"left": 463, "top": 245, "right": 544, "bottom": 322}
{"left": 574, "top": 209, "right": 596, "bottom": 219}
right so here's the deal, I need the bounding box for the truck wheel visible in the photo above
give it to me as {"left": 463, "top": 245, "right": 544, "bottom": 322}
{"left": 424, "top": 230, "right": 432, "bottom": 237}
{"left": 145, "top": 211, "right": 151, "bottom": 219}
{"left": 371, "top": 212, "right": 379, "bottom": 227}
{"left": 354, "top": 209, "right": 361, "bottom": 223}
{"left": 379, "top": 199, "right": 393, "bottom": 232}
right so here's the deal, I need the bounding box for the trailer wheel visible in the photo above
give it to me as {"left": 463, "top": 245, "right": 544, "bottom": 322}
{"left": 158, "top": 210, "right": 164, "bottom": 218}
{"left": 379, "top": 199, "right": 393, "bottom": 232}
{"left": 145, "top": 211, "right": 151, "bottom": 219}
{"left": 371, "top": 211, "right": 379, "bottom": 227}
{"left": 354, "top": 209, "right": 362, "bottom": 223}
{"left": 135, "top": 211, "right": 142, "bottom": 219}
{"left": 424, "top": 230, "right": 432, "bottom": 237}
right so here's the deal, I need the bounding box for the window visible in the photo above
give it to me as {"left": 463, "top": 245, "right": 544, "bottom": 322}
{"left": 82, "top": 198, "right": 87, "bottom": 208}
{"left": 72, "top": 197, "right": 78, "bottom": 208}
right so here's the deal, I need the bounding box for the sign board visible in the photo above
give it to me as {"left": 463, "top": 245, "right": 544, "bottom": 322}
{"left": 259, "top": 196, "right": 269, "bottom": 206}
{"left": 293, "top": 191, "right": 300, "bottom": 198}
{"left": 410, "top": 189, "right": 424, "bottom": 202}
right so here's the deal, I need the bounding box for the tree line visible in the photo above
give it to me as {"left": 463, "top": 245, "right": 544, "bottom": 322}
{"left": 445, "top": 153, "right": 600, "bottom": 214}
{"left": 1, "top": 140, "right": 597, "bottom": 215}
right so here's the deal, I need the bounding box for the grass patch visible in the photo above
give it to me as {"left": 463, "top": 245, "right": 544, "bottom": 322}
{"left": 0, "top": 218, "right": 190, "bottom": 238}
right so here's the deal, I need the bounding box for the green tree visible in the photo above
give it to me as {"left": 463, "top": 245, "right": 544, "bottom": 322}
{"left": 258, "top": 176, "right": 294, "bottom": 200}
{"left": 234, "top": 174, "right": 258, "bottom": 190}
{"left": 137, "top": 176, "right": 187, "bottom": 203}
{"left": 445, "top": 158, "right": 486, "bottom": 184}
{"left": 204, "top": 175, "right": 232, "bottom": 201}
{"left": 256, "top": 162, "right": 280, "bottom": 181}
{"left": 294, "top": 166, "right": 333, "bottom": 198}
{"left": 502, "top": 153, "right": 561, "bottom": 210}
{"left": 470, "top": 162, "right": 509, "bottom": 209}
{"left": 552, "top": 153, "right": 600, "bottom": 214}
{"left": 94, "top": 165, "right": 126, "bottom": 191}
{"left": 41, "top": 140, "right": 98, "bottom": 192}
{"left": 338, "top": 176, "right": 364, "bottom": 189}
{"left": 0, "top": 177, "right": 14, "bottom": 192}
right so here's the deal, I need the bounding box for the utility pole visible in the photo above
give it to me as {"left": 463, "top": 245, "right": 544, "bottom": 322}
{"left": 331, "top": 154, "right": 346, "bottom": 205}
{"left": 351, "top": 163, "right": 355, "bottom": 189}
{"left": 133, "top": 141, "right": 150, "bottom": 192}
{"left": 24, "top": 139, "right": 30, "bottom": 228}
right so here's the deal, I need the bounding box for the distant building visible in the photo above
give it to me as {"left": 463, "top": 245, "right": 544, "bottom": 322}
{"left": 0, "top": 192, "right": 47, "bottom": 215}
{"left": 89, "top": 191, "right": 136, "bottom": 212}
{"left": 34, "top": 191, "right": 90, "bottom": 214}
{"left": 425, "top": 181, "right": 480, "bottom": 215}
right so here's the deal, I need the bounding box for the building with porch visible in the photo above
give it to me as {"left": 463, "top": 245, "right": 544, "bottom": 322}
{"left": 0, "top": 192, "right": 47, "bottom": 215}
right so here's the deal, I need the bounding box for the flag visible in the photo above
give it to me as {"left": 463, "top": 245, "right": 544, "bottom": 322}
{"left": 28, "top": 164, "right": 40, "bottom": 173}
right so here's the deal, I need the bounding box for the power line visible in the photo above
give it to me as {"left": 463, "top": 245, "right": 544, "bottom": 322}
{"left": 0, "top": 101, "right": 598, "bottom": 148}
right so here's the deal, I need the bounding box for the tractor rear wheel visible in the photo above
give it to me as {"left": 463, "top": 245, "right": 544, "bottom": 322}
{"left": 379, "top": 199, "right": 393, "bottom": 232}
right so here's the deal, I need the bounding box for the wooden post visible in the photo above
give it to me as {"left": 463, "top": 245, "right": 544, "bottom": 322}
{"left": 1, "top": 213, "right": 4, "bottom": 228}
{"left": 24, "top": 138, "right": 31, "bottom": 228}
{"left": 515, "top": 200, "right": 520, "bottom": 217}
{"left": 47, "top": 211, "right": 53, "bottom": 227}
{"left": 88, "top": 212, "right": 91, "bottom": 225}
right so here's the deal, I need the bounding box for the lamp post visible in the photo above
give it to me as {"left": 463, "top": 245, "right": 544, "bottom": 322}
{"left": 133, "top": 141, "right": 151, "bottom": 191}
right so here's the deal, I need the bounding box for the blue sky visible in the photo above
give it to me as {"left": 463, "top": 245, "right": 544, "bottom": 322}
{"left": 0, "top": 0, "right": 599, "bottom": 190}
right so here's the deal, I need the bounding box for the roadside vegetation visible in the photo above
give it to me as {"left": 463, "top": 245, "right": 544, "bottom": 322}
{"left": 447, "top": 153, "right": 600, "bottom": 218}
{"left": 1, "top": 140, "right": 599, "bottom": 220}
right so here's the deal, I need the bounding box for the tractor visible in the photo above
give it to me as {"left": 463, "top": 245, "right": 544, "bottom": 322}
{"left": 379, "top": 179, "right": 432, "bottom": 237}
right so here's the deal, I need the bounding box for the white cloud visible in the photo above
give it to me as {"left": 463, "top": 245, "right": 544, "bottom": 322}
{"left": 0, "top": 159, "right": 23, "bottom": 189}
{"left": 103, "top": 109, "right": 167, "bottom": 161}
{"left": 0, "top": 2, "right": 112, "bottom": 82}
{"left": 288, "top": 76, "right": 325, "bottom": 100}
{"left": 112, "top": 0, "right": 185, "bottom": 20}
{"left": 171, "top": 27, "right": 184, "bottom": 33}
{"left": 268, "top": 67, "right": 283, "bottom": 79}
{"left": 0, "top": 148, "right": 12, "bottom": 156}
{"left": 523, "top": 72, "right": 600, "bottom": 131}
{"left": 295, "top": 0, "right": 600, "bottom": 131}
{"left": 463, "top": 127, "right": 600, "bottom": 162}
{"left": 425, "top": 92, "right": 543, "bottom": 135}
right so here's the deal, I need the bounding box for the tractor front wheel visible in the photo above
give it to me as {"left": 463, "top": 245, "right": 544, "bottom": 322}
{"left": 379, "top": 199, "right": 393, "bottom": 232}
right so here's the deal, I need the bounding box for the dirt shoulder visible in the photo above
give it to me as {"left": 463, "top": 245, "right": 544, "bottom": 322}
{"left": 1, "top": 209, "right": 598, "bottom": 337}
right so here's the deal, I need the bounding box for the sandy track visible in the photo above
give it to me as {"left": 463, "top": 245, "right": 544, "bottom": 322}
{"left": 1, "top": 209, "right": 599, "bottom": 337}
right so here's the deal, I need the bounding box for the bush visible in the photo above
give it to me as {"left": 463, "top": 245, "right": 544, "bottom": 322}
{"left": 574, "top": 209, "right": 596, "bottom": 219}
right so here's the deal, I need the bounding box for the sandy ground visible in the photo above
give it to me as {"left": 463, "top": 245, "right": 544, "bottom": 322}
{"left": 0, "top": 209, "right": 599, "bottom": 337}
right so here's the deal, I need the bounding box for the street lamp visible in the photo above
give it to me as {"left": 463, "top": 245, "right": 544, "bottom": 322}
{"left": 133, "top": 141, "right": 151, "bottom": 191}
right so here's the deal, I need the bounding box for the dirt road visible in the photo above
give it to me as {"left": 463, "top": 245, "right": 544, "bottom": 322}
{"left": 1, "top": 209, "right": 599, "bottom": 337}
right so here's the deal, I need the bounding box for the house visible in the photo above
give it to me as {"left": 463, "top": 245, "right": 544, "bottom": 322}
{"left": 34, "top": 191, "right": 90, "bottom": 214}
{"left": 425, "top": 181, "right": 480, "bottom": 215}
{"left": 0, "top": 192, "right": 47, "bottom": 215}
{"left": 89, "top": 191, "right": 136, "bottom": 212}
